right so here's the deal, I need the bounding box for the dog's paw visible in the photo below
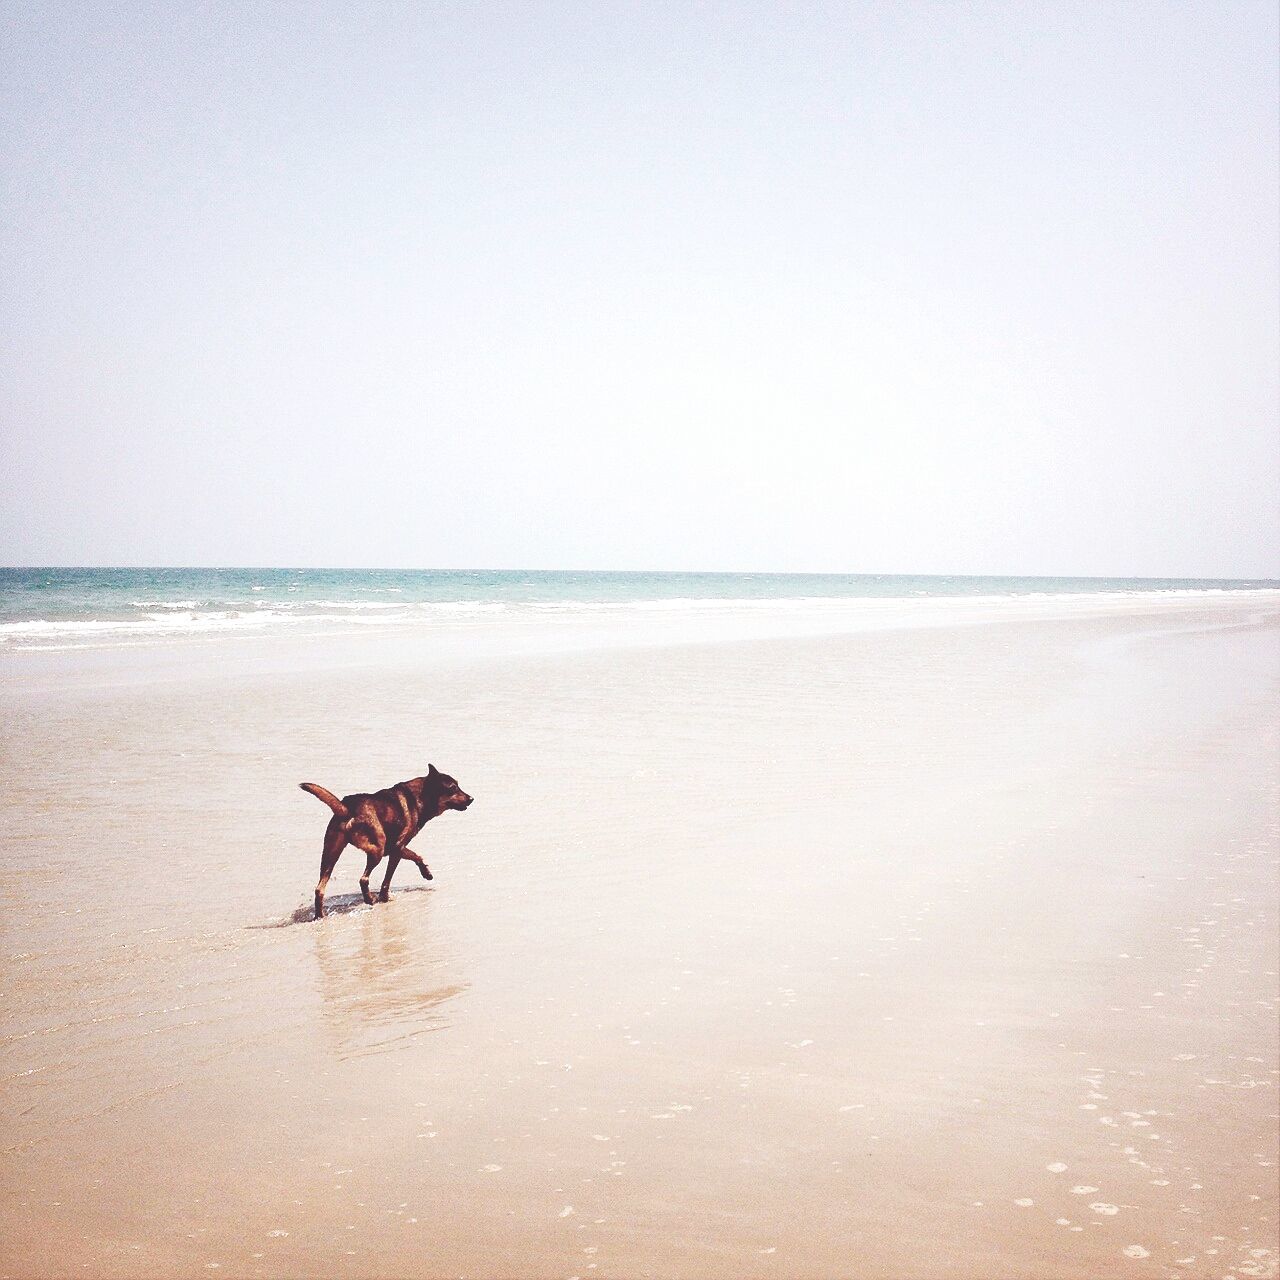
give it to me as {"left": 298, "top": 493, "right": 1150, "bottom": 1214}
{"left": 420, "top": 865, "right": 433, "bottom": 880}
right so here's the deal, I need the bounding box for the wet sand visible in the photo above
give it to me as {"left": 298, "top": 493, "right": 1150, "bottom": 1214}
{"left": 2, "top": 599, "right": 1278, "bottom": 1279}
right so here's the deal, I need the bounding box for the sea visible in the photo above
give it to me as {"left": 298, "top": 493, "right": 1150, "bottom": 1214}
{"left": 1, "top": 567, "right": 1276, "bottom": 652}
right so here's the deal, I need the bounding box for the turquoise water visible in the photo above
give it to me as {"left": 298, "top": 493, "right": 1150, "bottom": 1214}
{"left": 1, "top": 567, "right": 1275, "bottom": 650}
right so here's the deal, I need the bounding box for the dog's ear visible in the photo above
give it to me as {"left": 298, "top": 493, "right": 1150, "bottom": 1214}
{"left": 427, "top": 763, "right": 437, "bottom": 778}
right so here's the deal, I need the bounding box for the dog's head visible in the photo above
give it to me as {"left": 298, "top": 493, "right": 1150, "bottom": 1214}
{"left": 427, "top": 763, "right": 473, "bottom": 813}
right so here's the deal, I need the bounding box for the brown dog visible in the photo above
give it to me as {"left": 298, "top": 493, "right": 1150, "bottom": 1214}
{"left": 301, "top": 765, "right": 473, "bottom": 919}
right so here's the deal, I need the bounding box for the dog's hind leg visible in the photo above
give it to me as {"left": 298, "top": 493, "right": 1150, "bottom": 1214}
{"left": 346, "top": 823, "right": 385, "bottom": 906}
{"left": 378, "top": 851, "right": 403, "bottom": 902}
{"left": 314, "top": 818, "right": 348, "bottom": 920}
{"left": 359, "top": 852, "right": 381, "bottom": 905}
{"left": 400, "top": 846, "right": 433, "bottom": 881}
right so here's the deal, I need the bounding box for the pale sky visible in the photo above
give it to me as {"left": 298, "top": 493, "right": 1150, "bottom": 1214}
{"left": 2, "top": 1, "right": 1277, "bottom": 576}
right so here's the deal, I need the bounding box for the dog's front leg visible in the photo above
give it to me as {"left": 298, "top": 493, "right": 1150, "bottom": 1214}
{"left": 378, "top": 851, "right": 402, "bottom": 902}
{"left": 400, "top": 846, "right": 433, "bottom": 881}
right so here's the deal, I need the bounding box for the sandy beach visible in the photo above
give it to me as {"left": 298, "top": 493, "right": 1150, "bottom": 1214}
{"left": 1, "top": 595, "right": 1277, "bottom": 1280}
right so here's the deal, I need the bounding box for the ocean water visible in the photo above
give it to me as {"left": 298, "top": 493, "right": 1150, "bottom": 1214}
{"left": 0, "top": 566, "right": 1276, "bottom": 651}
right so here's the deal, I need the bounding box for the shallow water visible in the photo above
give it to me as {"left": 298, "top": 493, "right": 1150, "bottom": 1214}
{"left": 2, "top": 564, "right": 1276, "bottom": 652}
{"left": 2, "top": 601, "right": 1277, "bottom": 1278}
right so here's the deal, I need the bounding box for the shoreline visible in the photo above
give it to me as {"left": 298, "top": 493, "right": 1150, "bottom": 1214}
{"left": 3, "top": 587, "right": 1278, "bottom": 695}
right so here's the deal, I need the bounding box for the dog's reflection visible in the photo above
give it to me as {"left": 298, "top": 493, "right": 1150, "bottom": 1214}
{"left": 311, "top": 892, "right": 467, "bottom": 1059}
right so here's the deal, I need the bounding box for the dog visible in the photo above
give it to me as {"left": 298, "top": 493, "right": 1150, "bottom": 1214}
{"left": 301, "top": 765, "right": 473, "bottom": 919}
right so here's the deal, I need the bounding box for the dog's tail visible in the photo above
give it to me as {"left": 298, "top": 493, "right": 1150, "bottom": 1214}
{"left": 299, "top": 783, "right": 348, "bottom": 819}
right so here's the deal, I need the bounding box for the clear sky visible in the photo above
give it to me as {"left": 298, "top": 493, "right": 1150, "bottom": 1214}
{"left": 2, "top": 1, "right": 1277, "bottom": 576}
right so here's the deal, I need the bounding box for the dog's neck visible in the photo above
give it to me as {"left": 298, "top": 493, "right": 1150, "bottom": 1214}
{"left": 409, "top": 774, "right": 447, "bottom": 814}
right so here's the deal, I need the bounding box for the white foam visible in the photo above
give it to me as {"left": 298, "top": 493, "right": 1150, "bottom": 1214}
{"left": 1, "top": 613, "right": 273, "bottom": 637}
{"left": 306, "top": 600, "right": 408, "bottom": 610}
{"left": 6, "top": 585, "right": 1278, "bottom": 652}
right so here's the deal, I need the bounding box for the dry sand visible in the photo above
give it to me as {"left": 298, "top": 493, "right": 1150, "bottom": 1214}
{"left": 1, "top": 598, "right": 1277, "bottom": 1279}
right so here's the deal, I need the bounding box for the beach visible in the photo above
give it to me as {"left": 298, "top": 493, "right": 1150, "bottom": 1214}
{"left": 1, "top": 592, "right": 1277, "bottom": 1279}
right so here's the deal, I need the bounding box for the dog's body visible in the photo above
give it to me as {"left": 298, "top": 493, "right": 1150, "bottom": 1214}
{"left": 302, "top": 765, "right": 473, "bottom": 919}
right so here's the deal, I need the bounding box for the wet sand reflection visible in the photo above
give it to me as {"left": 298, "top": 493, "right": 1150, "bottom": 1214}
{"left": 310, "top": 892, "right": 466, "bottom": 1059}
